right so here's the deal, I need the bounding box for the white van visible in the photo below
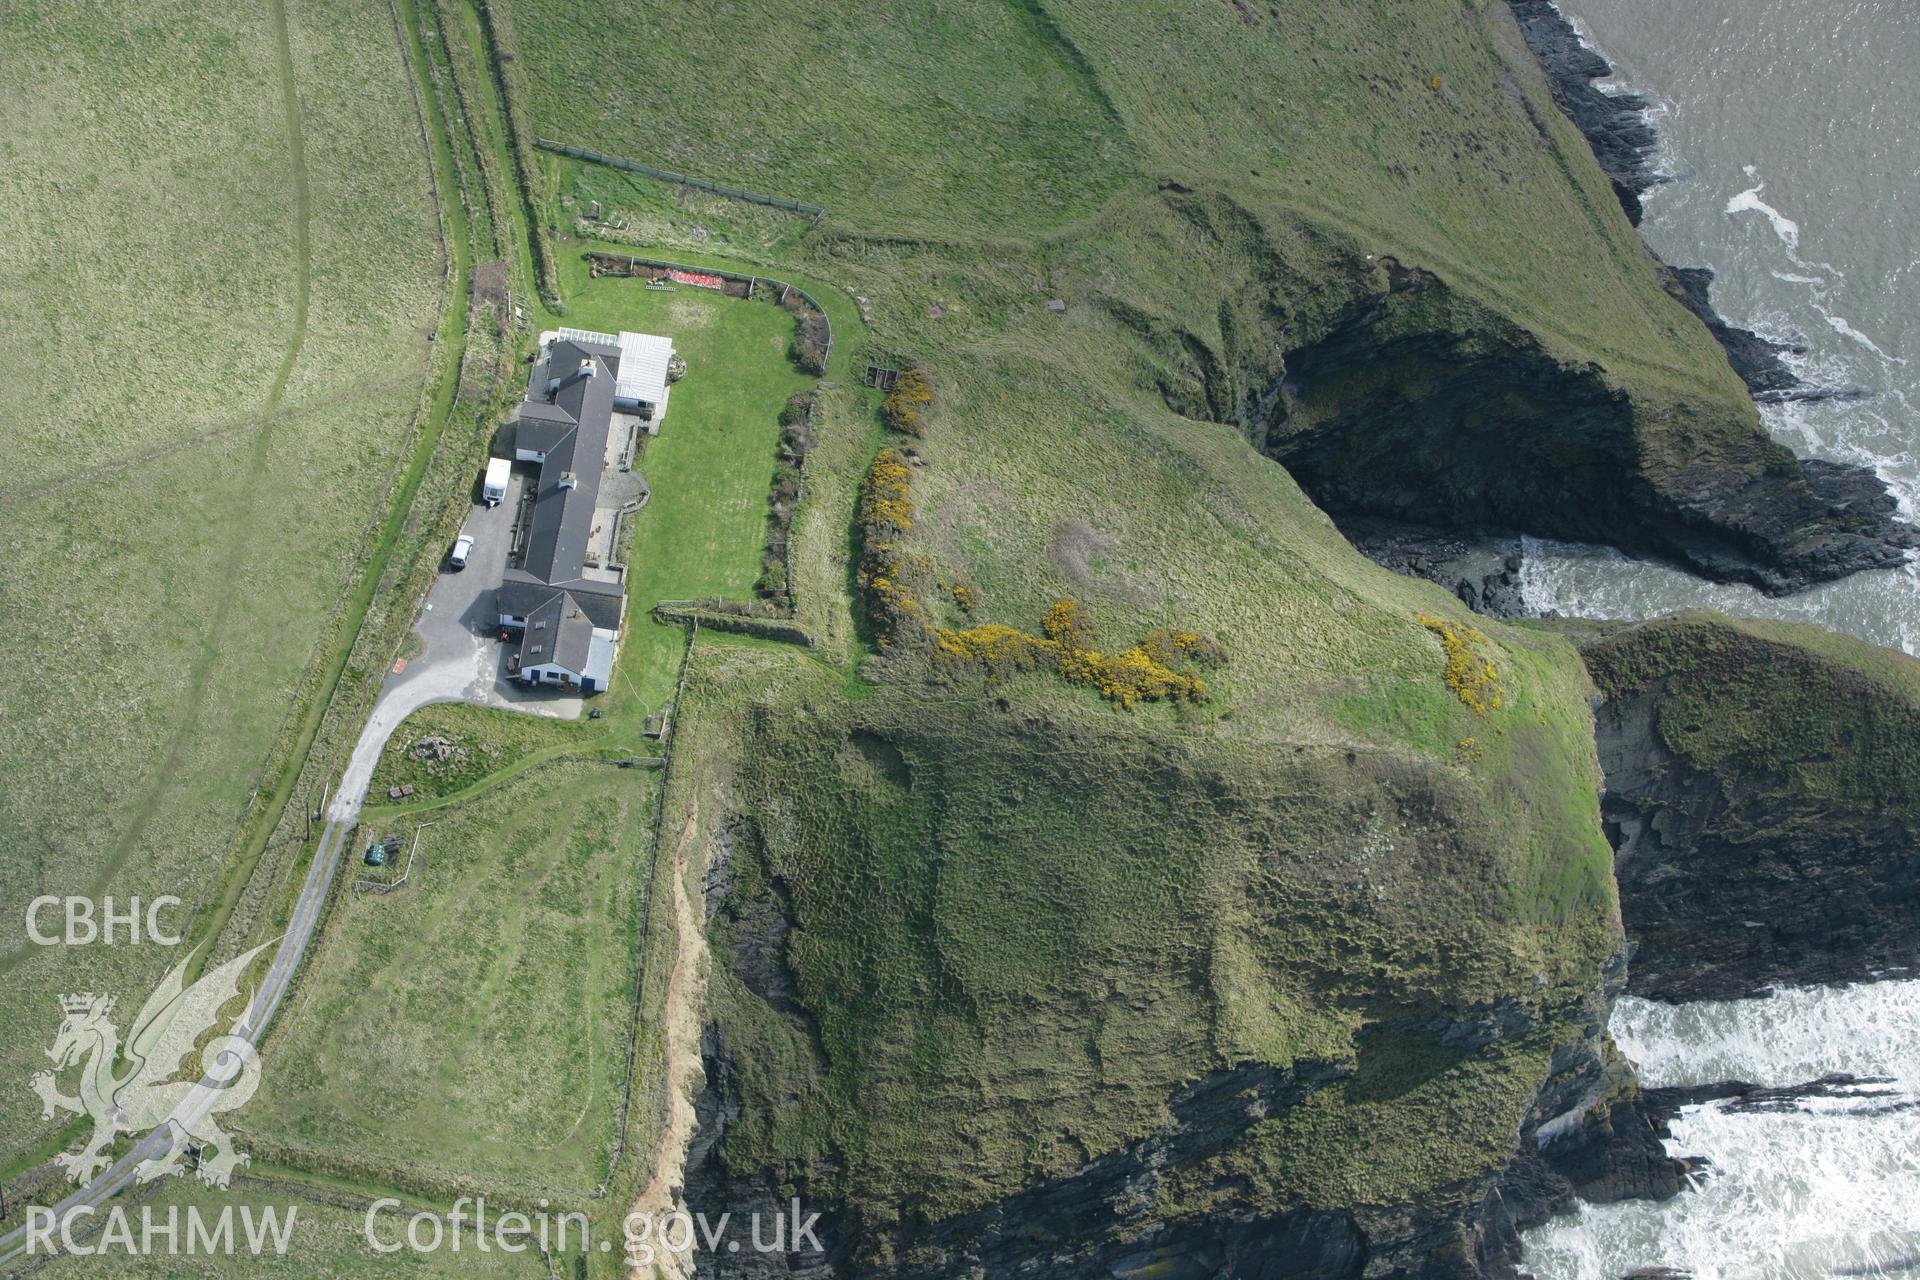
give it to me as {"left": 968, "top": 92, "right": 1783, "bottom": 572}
{"left": 482, "top": 457, "right": 510, "bottom": 507}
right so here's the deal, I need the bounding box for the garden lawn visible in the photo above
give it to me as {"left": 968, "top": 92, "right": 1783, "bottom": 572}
{"left": 553, "top": 267, "right": 818, "bottom": 706}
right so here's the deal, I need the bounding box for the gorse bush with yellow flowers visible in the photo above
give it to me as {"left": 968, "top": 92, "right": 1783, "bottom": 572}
{"left": 882, "top": 364, "right": 933, "bottom": 437}
{"left": 935, "top": 598, "right": 1225, "bottom": 709}
{"left": 853, "top": 451, "right": 1223, "bottom": 706}
{"left": 858, "top": 450, "right": 935, "bottom": 647}
{"left": 1417, "top": 613, "right": 1505, "bottom": 715}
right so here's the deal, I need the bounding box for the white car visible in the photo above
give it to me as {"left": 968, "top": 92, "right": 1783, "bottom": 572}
{"left": 448, "top": 534, "right": 475, "bottom": 571}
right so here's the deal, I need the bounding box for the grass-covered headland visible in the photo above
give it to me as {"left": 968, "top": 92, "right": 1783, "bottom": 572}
{"left": 480, "top": 0, "right": 1736, "bottom": 1267}
{"left": 8, "top": 0, "right": 1914, "bottom": 1274}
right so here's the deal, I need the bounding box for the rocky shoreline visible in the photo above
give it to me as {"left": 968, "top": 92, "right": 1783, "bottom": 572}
{"left": 1338, "top": 2, "right": 1913, "bottom": 614}
{"left": 1504, "top": 0, "right": 1664, "bottom": 225}
{"left": 1505, "top": 1, "right": 1865, "bottom": 405}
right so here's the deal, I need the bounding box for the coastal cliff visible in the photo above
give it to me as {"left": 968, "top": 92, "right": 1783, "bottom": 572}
{"left": 510, "top": 0, "right": 1914, "bottom": 1274}
{"left": 1574, "top": 613, "right": 1920, "bottom": 1001}
{"left": 1250, "top": 258, "right": 1913, "bottom": 595}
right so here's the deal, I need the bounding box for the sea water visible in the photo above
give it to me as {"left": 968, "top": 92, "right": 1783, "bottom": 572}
{"left": 1511, "top": 2, "right": 1920, "bottom": 1276}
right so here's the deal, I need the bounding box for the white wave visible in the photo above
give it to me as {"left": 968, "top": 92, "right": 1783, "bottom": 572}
{"left": 1726, "top": 182, "right": 1803, "bottom": 251}
{"left": 1523, "top": 982, "right": 1920, "bottom": 1280}
{"left": 1614, "top": 982, "right": 1920, "bottom": 1088}
{"left": 1770, "top": 269, "right": 1828, "bottom": 286}
{"left": 1817, "top": 304, "right": 1910, "bottom": 365}
{"left": 1522, "top": 1102, "right": 1920, "bottom": 1280}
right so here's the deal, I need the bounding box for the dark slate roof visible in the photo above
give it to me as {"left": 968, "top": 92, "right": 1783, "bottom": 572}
{"left": 496, "top": 335, "right": 630, "bottom": 641}
{"left": 495, "top": 570, "right": 559, "bottom": 621}
{"left": 516, "top": 590, "right": 598, "bottom": 675}
{"left": 546, "top": 578, "right": 625, "bottom": 630}
{"left": 515, "top": 400, "right": 576, "bottom": 426}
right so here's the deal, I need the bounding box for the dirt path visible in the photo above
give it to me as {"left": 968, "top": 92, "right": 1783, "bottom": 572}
{"left": 627, "top": 796, "right": 711, "bottom": 1279}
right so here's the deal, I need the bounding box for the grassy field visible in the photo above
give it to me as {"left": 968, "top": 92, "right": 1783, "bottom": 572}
{"left": 561, "top": 162, "right": 820, "bottom": 262}
{"left": 502, "top": 0, "right": 1132, "bottom": 239}
{"left": 369, "top": 702, "right": 580, "bottom": 803}
{"left": 239, "top": 760, "right": 655, "bottom": 1203}
{"left": 0, "top": 0, "right": 442, "bottom": 1167}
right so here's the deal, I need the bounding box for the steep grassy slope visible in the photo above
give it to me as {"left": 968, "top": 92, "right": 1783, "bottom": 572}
{"left": 0, "top": 0, "right": 441, "bottom": 1165}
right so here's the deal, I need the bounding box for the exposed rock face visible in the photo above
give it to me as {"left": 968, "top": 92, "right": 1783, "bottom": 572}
{"left": 1660, "top": 265, "right": 1803, "bottom": 401}
{"left": 683, "top": 1015, "right": 1608, "bottom": 1280}
{"left": 1333, "top": 517, "right": 1530, "bottom": 619}
{"left": 1579, "top": 615, "right": 1920, "bottom": 1001}
{"left": 686, "top": 1048, "right": 1371, "bottom": 1280}
{"left": 1504, "top": 0, "right": 1663, "bottom": 224}
{"left": 1253, "top": 264, "right": 1914, "bottom": 595}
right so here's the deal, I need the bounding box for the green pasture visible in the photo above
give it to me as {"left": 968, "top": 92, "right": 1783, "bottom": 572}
{"left": 0, "top": 0, "right": 441, "bottom": 1165}
{"left": 239, "top": 760, "right": 655, "bottom": 1203}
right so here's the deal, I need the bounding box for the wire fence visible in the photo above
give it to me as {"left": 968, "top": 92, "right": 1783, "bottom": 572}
{"left": 534, "top": 138, "right": 826, "bottom": 220}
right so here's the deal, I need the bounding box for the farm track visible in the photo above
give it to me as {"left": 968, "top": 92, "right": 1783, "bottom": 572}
{"left": 0, "top": 0, "right": 316, "bottom": 982}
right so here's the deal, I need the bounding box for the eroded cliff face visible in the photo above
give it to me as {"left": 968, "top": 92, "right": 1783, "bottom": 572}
{"left": 687, "top": 901, "right": 1681, "bottom": 1280}
{"left": 1578, "top": 614, "right": 1920, "bottom": 1001}
{"left": 1248, "top": 262, "right": 1913, "bottom": 596}
{"left": 675, "top": 668, "right": 1625, "bottom": 1280}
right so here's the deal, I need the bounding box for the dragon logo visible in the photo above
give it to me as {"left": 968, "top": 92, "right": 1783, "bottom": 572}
{"left": 30, "top": 942, "right": 275, "bottom": 1188}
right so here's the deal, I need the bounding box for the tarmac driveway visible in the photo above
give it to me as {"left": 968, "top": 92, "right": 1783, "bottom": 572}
{"left": 384, "top": 468, "right": 583, "bottom": 722}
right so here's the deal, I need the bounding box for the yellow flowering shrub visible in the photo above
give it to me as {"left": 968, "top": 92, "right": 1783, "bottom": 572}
{"left": 1417, "top": 613, "right": 1505, "bottom": 715}
{"left": 935, "top": 598, "right": 1219, "bottom": 709}
{"left": 882, "top": 365, "right": 933, "bottom": 437}
{"left": 858, "top": 450, "right": 933, "bottom": 647}
{"left": 932, "top": 623, "right": 1056, "bottom": 681}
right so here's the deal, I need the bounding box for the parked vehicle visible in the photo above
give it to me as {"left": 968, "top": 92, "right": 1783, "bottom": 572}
{"left": 449, "top": 534, "right": 475, "bottom": 570}
{"left": 482, "top": 457, "right": 510, "bottom": 507}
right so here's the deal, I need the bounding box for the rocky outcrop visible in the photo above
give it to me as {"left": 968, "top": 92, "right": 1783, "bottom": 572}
{"left": 1333, "top": 517, "right": 1531, "bottom": 619}
{"left": 1660, "top": 265, "right": 1832, "bottom": 404}
{"left": 1578, "top": 614, "right": 1920, "bottom": 1001}
{"left": 683, "top": 1014, "right": 1667, "bottom": 1280}
{"left": 1504, "top": 0, "right": 1663, "bottom": 224}
{"left": 1253, "top": 264, "right": 1914, "bottom": 595}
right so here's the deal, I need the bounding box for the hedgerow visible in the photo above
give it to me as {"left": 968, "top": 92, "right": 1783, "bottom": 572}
{"left": 757, "top": 391, "right": 815, "bottom": 607}
{"left": 788, "top": 310, "right": 831, "bottom": 376}
{"left": 857, "top": 449, "right": 934, "bottom": 647}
